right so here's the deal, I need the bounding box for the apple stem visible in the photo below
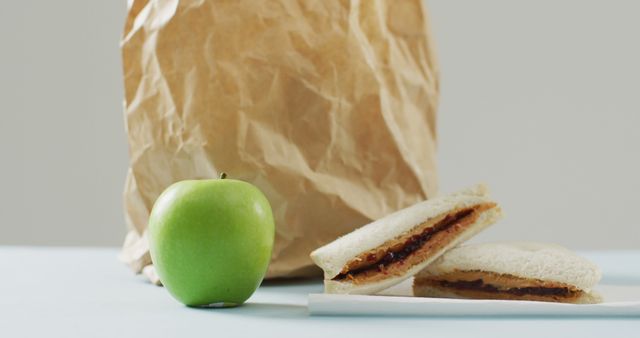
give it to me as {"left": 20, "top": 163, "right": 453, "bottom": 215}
{"left": 219, "top": 172, "right": 227, "bottom": 179}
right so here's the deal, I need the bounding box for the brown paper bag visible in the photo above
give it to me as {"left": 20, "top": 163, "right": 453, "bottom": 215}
{"left": 120, "top": 0, "right": 439, "bottom": 279}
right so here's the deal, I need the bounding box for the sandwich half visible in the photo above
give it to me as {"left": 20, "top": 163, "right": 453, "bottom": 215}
{"left": 413, "top": 242, "right": 602, "bottom": 303}
{"left": 310, "top": 184, "right": 503, "bottom": 295}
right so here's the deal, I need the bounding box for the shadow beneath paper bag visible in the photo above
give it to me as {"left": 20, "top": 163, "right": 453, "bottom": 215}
{"left": 260, "top": 277, "right": 322, "bottom": 286}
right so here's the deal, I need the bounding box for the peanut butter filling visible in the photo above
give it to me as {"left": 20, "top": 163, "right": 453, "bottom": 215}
{"left": 414, "top": 270, "right": 583, "bottom": 302}
{"left": 332, "top": 203, "right": 496, "bottom": 285}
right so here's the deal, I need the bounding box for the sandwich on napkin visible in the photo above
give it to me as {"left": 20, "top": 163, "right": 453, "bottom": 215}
{"left": 413, "top": 242, "right": 602, "bottom": 303}
{"left": 310, "top": 184, "right": 503, "bottom": 295}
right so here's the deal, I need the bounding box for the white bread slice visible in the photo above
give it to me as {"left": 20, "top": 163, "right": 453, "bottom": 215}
{"left": 323, "top": 208, "right": 502, "bottom": 294}
{"left": 309, "top": 184, "right": 503, "bottom": 295}
{"left": 417, "top": 242, "right": 602, "bottom": 292}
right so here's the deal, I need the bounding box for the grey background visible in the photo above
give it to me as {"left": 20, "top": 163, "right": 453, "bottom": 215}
{"left": 0, "top": 1, "right": 638, "bottom": 249}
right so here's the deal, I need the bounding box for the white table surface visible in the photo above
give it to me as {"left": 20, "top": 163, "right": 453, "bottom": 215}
{"left": 1, "top": 247, "right": 638, "bottom": 338}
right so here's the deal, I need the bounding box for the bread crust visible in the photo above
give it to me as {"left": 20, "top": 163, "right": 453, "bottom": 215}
{"left": 418, "top": 242, "right": 602, "bottom": 291}
{"left": 335, "top": 203, "right": 496, "bottom": 284}
{"left": 323, "top": 206, "right": 503, "bottom": 294}
{"left": 310, "top": 184, "right": 496, "bottom": 280}
{"left": 310, "top": 184, "right": 503, "bottom": 295}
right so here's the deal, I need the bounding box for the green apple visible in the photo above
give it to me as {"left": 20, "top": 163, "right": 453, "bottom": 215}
{"left": 148, "top": 174, "right": 275, "bottom": 307}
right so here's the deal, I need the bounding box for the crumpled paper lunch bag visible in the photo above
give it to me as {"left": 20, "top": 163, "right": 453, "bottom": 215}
{"left": 120, "top": 0, "right": 439, "bottom": 279}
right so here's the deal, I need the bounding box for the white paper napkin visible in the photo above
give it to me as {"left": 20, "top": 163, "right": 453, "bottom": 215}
{"left": 308, "top": 278, "right": 640, "bottom": 317}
